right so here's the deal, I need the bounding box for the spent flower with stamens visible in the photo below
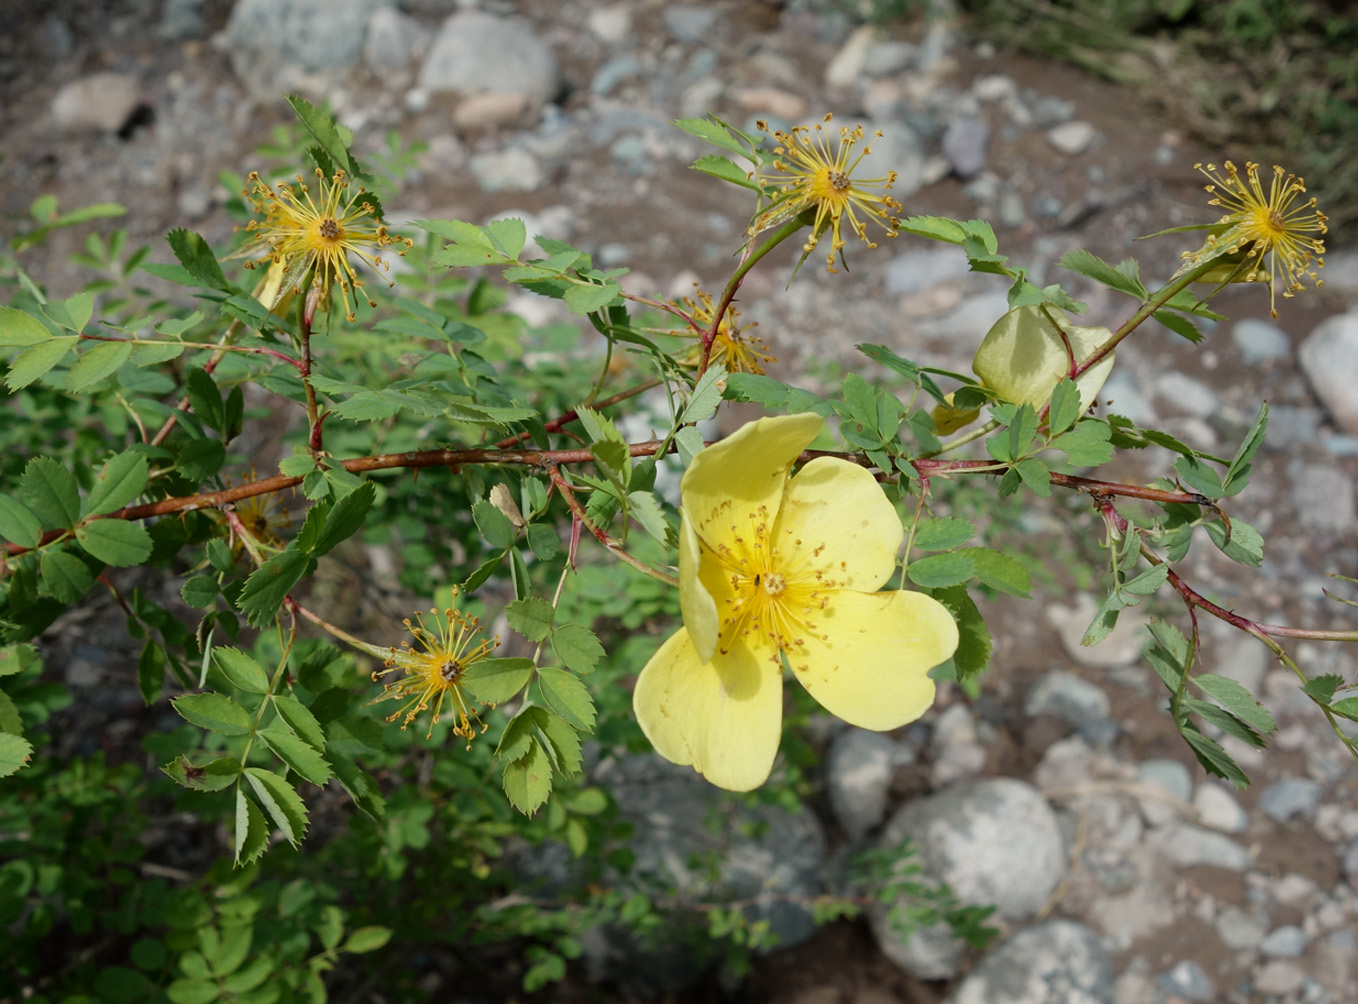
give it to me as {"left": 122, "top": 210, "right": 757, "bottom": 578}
{"left": 751, "top": 114, "right": 903, "bottom": 272}
{"left": 241, "top": 167, "right": 413, "bottom": 322}
{"left": 632, "top": 414, "right": 959, "bottom": 791}
{"left": 370, "top": 588, "right": 498, "bottom": 743}
{"left": 1182, "top": 160, "right": 1327, "bottom": 317}
{"left": 678, "top": 287, "right": 775, "bottom": 375}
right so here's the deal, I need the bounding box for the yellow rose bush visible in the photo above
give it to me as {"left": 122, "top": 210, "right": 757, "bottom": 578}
{"left": 633, "top": 414, "right": 958, "bottom": 790}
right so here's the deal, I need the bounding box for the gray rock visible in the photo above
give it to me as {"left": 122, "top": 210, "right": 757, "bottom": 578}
{"left": 949, "top": 920, "right": 1115, "bottom": 1004}
{"left": 662, "top": 4, "right": 719, "bottom": 44}
{"left": 586, "top": 5, "right": 632, "bottom": 43}
{"left": 468, "top": 148, "right": 543, "bottom": 193}
{"left": 1216, "top": 905, "right": 1269, "bottom": 950}
{"left": 863, "top": 121, "right": 926, "bottom": 200}
{"left": 364, "top": 7, "right": 424, "bottom": 73}
{"left": 1030, "top": 95, "right": 1076, "bottom": 126}
{"left": 1160, "top": 959, "right": 1214, "bottom": 1002}
{"left": 884, "top": 247, "right": 973, "bottom": 296}
{"left": 998, "top": 189, "right": 1027, "bottom": 229}
{"left": 872, "top": 779, "right": 1065, "bottom": 980}
{"left": 1299, "top": 311, "right": 1358, "bottom": 434}
{"left": 40, "top": 16, "right": 74, "bottom": 58}
{"left": 1291, "top": 463, "right": 1356, "bottom": 533}
{"left": 1193, "top": 782, "right": 1248, "bottom": 834}
{"left": 158, "top": 0, "right": 206, "bottom": 40}
{"left": 942, "top": 116, "right": 989, "bottom": 179}
{"left": 1046, "top": 121, "right": 1098, "bottom": 156}
{"left": 1258, "top": 777, "right": 1322, "bottom": 823}
{"left": 419, "top": 11, "right": 560, "bottom": 109}
{"left": 1344, "top": 838, "right": 1358, "bottom": 887}
{"left": 1320, "top": 248, "right": 1358, "bottom": 300}
{"left": 1252, "top": 960, "right": 1305, "bottom": 996}
{"left": 1263, "top": 404, "right": 1322, "bottom": 451}
{"left": 1025, "top": 669, "right": 1112, "bottom": 727}
{"left": 1152, "top": 822, "right": 1252, "bottom": 870}
{"left": 1232, "top": 317, "right": 1292, "bottom": 365}
{"left": 591, "top": 54, "right": 644, "bottom": 96}
{"left": 224, "top": 0, "right": 390, "bottom": 97}
{"left": 50, "top": 73, "right": 140, "bottom": 133}
{"left": 1137, "top": 759, "right": 1193, "bottom": 826}
{"left": 1048, "top": 594, "right": 1150, "bottom": 671}
{"left": 1154, "top": 371, "right": 1219, "bottom": 419}
{"left": 826, "top": 728, "right": 909, "bottom": 840}
{"left": 1260, "top": 924, "right": 1311, "bottom": 957}
{"left": 864, "top": 40, "right": 917, "bottom": 76}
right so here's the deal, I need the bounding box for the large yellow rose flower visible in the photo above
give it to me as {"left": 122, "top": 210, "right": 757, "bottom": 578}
{"left": 632, "top": 413, "right": 959, "bottom": 791}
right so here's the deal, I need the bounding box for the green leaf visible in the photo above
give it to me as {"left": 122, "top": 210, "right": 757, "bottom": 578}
{"left": 681, "top": 363, "right": 727, "bottom": 424}
{"left": 343, "top": 927, "right": 393, "bottom": 954}
{"left": 176, "top": 437, "right": 226, "bottom": 481}
{"left": 527, "top": 523, "right": 561, "bottom": 560}
{"left": 327, "top": 750, "right": 386, "bottom": 821}
{"left": 462, "top": 657, "right": 535, "bottom": 704}
{"left": 0, "top": 305, "right": 52, "bottom": 346}
{"left": 913, "top": 517, "right": 975, "bottom": 552}
{"left": 1173, "top": 456, "right": 1224, "bottom": 500}
{"left": 898, "top": 215, "right": 972, "bottom": 246}
{"left": 906, "top": 551, "right": 975, "bottom": 589}
{"left": 1330, "top": 697, "right": 1358, "bottom": 721}
{"left": 21, "top": 457, "right": 81, "bottom": 529}
{"left": 307, "top": 480, "right": 374, "bottom": 556}
{"left": 236, "top": 549, "right": 314, "bottom": 628}
{"left": 172, "top": 693, "right": 254, "bottom": 736}
{"left": 503, "top": 737, "right": 551, "bottom": 815}
{"left": 165, "top": 228, "right": 231, "bottom": 291}
{"left": 1120, "top": 563, "right": 1169, "bottom": 597}
{"left": 243, "top": 767, "right": 309, "bottom": 846}
{"left": 1192, "top": 673, "right": 1276, "bottom": 735}
{"left": 0, "top": 687, "right": 20, "bottom": 735}
{"left": 537, "top": 710, "right": 583, "bottom": 776}
{"left": 1204, "top": 518, "right": 1264, "bottom": 567}
{"left": 1057, "top": 249, "right": 1147, "bottom": 299}
{"left": 551, "top": 623, "right": 604, "bottom": 674}
{"left": 161, "top": 754, "right": 241, "bottom": 792}
{"left": 932, "top": 586, "right": 991, "bottom": 684}
{"left": 234, "top": 788, "right": 269, "bottom": 866}
{"left": 538, "top": 666, "right": 596, "bottom": 730}
{"left": 4, "top": 336, "right": 76, "bottom": 390}
{"left": 87, "top": 451, "right": 149, "bottom": 516}
{"left": 181, "top": 574, "right": 219, "bottom": 610}
{"left": 39, "top": 549, "right": 95, "bottom": 602}
{"left": 213, "top": 648, "right": 270, "bottom": 695}
{"left": 272, "top": 694, "right": 326, "bottom": 750}
{"left": 259, "top": 728, "right": 333, "bottom": 786}
{"left": 506, "top": 597, "right": 555, "bottom": 642}
{"left": 472, "top": 499, "right": 517, "bottom": 550}
{"left": 672, "top": 115, "right": 756, "bottom": 157}
{"left": 75, "top": 519, "right": 153, "bottom": 566}
{"left": 0, "top": 733, "right": 34, "bottom": 778}
{"left": 286, "top": 95, "right": 357, "bottom": 178}
{"left": 1053, "top": 420, "right": 1114, "bottom": 468}
{"left": 1047, "top": 378, "right": 1082, "bottom": 435}
{"left": 627, "top": 490, "right": 669, "bottom": 543}
{"left": 1181, "top": 726, "right": 1249, "bottom": 788}
{"left": 1302, "top": 673, "right": 1343, "bottom": 704}
{"left": 138, "top": 641, "right": 164, "bottom": 704}
{"left": 1081, "top": 591, "right": 1126, "bottom": 648}
{"left": 1015, "top": 457, "right": 1052, "bottom": 497}
{"left": 1222, "top": 403, "right": 1267, "bottom": 495}
{"left": 66, "top": 340, "right": 131, "bottom": 392}
{"left": 168, "top": 979, "right": 220, "bottom": 1004}
{"left": 961, "top": 547, "right": 1032, "bottom": 597}
{"left": 0, "top": 496, "right": 43, "bottom": 548}
{"left": 42, "top": 291, "right": 94, "bottom": 333}
{"left": 691, "top": 153, "right": 760, "bottom": 190}
{"left": 186, "top": 367, "right": 224, "bottom": 432}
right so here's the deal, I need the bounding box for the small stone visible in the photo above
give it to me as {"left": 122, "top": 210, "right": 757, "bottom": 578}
{"left": 1215, "top": 905, "right": 1269, "bottom": 950}
{"left": 419, "top": 11, "right": 560, "bottom": 109}
{"left": 1048, "top": 594, "right": 1149, "bottom": 670}
{"left": 1299, "top": 311, "right": 1358, "bottom": 434}
{"left": 1193, "top": 782, "right": 1248, "bottom": 834}
{"left": 591, "top": 54, "right": 643, "bottom": 96}
{"left": 1159, "top": 959, "right": 1214, "bottom": 1002}
{"left": 1260, "top": 924, "right": 1311, "bottom": 958}
{"left": 662, "top": 4, "right": 718, "bottom": 44}
{"left": 1343, "top": 839, "right": 1358, "bottom": 887}
{"left": 826, "top": 729, "right": 907, "bottom": 840}
{"left": 176, "top": 187, "right": 212, "bottom": 221}
{"left": 1252, "top": 960, "right": 1305, "bottom": 996}
{"left": 941, "top": 116, "right": 989, "bottom": 179}
{"left": 1258, "top": 777, "right": 1323, "bottom": 823}
{"left": 863, "top": 40, "right": 916, "bottom": 77}
{"left": 452, "top": 92, "right": 530, "bottom": 132}
{"left": 884, "top": 248, "right": 974, "bottom": 296}
{"left": 1025, "top": 669, "right": 1112, "bottom": 727}
{"left": 1137, "top": 759, "right": 1193, "bottom": 827}
{"left": 468, "top": 148, "right": 542, "bottom": 193}
{"left": 1291, "top": 463, "right": 1355, "bottom": 533}
{"left": 1232, "top": 317, "right": 1292, "bottom": 365}
{"left": 364, "top": 7, "right": 424, "bottom": 73}
{"left": 1153, "top": 372, "right": 1219, "bottom": 419}
{"left": 973, "top": 74, "right": 1016, "bottom": 102}
{"left": 51, "top": 73, "right": 141, "bottom": 133}
{"left": 951, "top": 921, "right": 1115, "bottom": 1004}
{"left": 731, "top": 87, "right": 807, "bottom": 122}
{"left": 825, "top": 24, "right": 876, "bottom": 89}
{"left": 1046, "top": 121, "right": 1098, "bottom": 156}
{"left": 224, "top": 0, "right": 386, "bottom": 97}
{"left": 586, "top": 3, "right": 632, "bottom": 44}
{"left": 997, "top": 190, "right": 1027, "bottom": 229}
{"left": 158, "top": 0, "right": 206, "bottom": 40}
{"left": 1152, "top": 822, "right": 1252, "bottom": 871}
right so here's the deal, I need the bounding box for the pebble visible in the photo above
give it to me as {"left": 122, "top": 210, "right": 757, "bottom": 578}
{"left": 1192, "top": 782, "right": 1248, "bottom": 834}
{"left": 884, "top": 247, "right": 974, "bottom": 296}
{"left": 224, "top": 0, "right": 383, "bottom": 95}
{"left": 158, "top": 0, "right": 206, "bottom": 40}
{"left": 1290, "top": 463, "right": 1355, "bottom": 533}
{"left": 1151, "top": 822, "right": 1252, "bottom": 871}
{"left": 950, "top": 920, "right": 1115, "bottom": 1004}
{"left": 825, "top": 728, "right": 907, "bottom": 840}
{"left": 662, "top": 4, "right": 718, "bottom": 44}
{"left": 586, "top": 4, "right": 632, "bottom": 44}
{"left": 942, "top": 115, "right": 989, "bottom": 179}
{"left": 1260, "top": 924, "right": 1311, "bottom": 957}
{"left": 1048, "top": 594, "right": 1150, "bottom": 671}
{"left": 1344, "top": 839, "right": 1358, "bottom": 887}
{"left": 50, "top": 73, "right": 141, "bottom": 134}
{"left": 1253, "top": 960, "right": 1306, "bottom": 996}
{"left": 825, "top": 24, "right": 876, "bottom": 89}
{"left": 1025, "top": 669, "right": 1112, "bottom": 728}
{"left": 1232, "top": 317, "right": 1292, "bottom": 365}
{"left": 419, "top": 11, "right": 561, "bottom": 109}
{"left": 1258, "top": 776, "right": 1323, "bottom": 823}
{"left": 1136, "top": 759, "right": 1193, "bottom": 827}
{"left": 1159, "top": 959, "right": 1214, "bottom": 1002}
{"left": 468, "top": 148, "right": 543, "bottom": 193}
{"left": 864, "top": 40, "right": 916, "bottom": 77}
{"left": 1215, "top": 905, "right": 1269, "bottom": 950}
{"left": 1153, "top": 371, "right": 1219, "bottom": 419}
{"left": 364, "top": 7, "right": 424, "bottom": 74}
{"left": 453, "top": 92, "right": 531, "bottom": 133}
{"left": 732, "top": 87, "right": 807, "bottom": 122}
{"left": 1046, "top": 120, "right": 1098, "bottom": 156}
{"left": 1298, "top": 310, "right": 1358, "bottom": 434}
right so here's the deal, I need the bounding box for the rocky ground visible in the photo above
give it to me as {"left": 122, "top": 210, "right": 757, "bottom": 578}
{"left": 5, "top": 1, "right": 1358, "bottom": 1003}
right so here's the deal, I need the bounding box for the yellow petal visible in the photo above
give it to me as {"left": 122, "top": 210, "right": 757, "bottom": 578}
{"left": 790, "top": 590, "right": 957, "bottom": 731}
{"left": 681, "top": 413, "right": 823, "bottom": 553}
{"left": 972, "top": 305, "right": 1114, "bottom": 413}
{"left": 773, "top": 457, "right": 903, "bottom": 592}
{"left": 931, "top": 392, "right": 982, "bottom": 435}
{"left": 678, "top": 511, "right": 719, "bottom": 663}
{"left": 632, "top": 628, "right": 783, "bottom": 791}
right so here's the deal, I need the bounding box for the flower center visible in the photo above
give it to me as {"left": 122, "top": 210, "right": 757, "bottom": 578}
{"left": 761, "top": 572, "right": 786, "bottom": 596}
{"left": 319, "top": 217, "right": 342, "bottom": 240}
{"left": 827, "top": 169, "right": 850, "bottom": 192}
{"left": 440, "top": 659, "right": 462, "bottom": 682}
